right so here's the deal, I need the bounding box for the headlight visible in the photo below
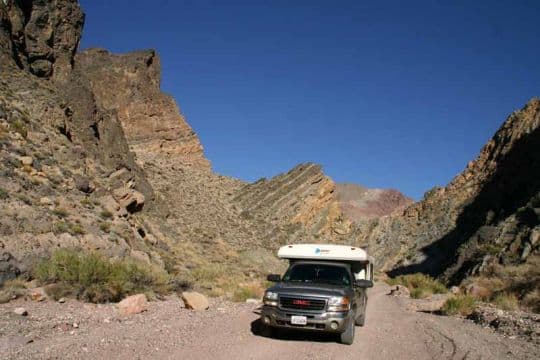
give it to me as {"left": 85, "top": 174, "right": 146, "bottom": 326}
{"left": 327, "top": 296, "right": 350, "bottom": 312}
{"left": 263, "top": 291, "right": 278, "bottom": 306}
{"left": 264, "top": 291, "right": 278, "bottom": 300}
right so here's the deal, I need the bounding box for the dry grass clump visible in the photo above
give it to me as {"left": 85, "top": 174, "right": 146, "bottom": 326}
{"left": 467, "top": 255, "right": 540, "bottom": 313}
{"left": 387, "top": 273, "right": 447, "bottom": 299}
{"left": 441, "top": 295, "right": 477, "bottom": 316}
{"left": 233, "top": 283, "right": 265, "bottom": 302}
{"left": 34, "top": 249, "right": 170, "bottom": 303}
{"left": 0, "top": 278, "right": 28, "bottom": 303}
{"left": 492, "top": 293, "right": 519, "bottom": 311}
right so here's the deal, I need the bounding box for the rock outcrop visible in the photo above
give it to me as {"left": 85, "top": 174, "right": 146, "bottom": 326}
{"left": 75, "top": 48, "right": 210, "bottom": 169}
{"left": 336, "top": 183, "right": 413, "bottom": 222}
{"left": 1, "top": 0, "right": 84, "bottom": 80}
{"left": 233, "top": 163, "right": 348, "bottom": 237}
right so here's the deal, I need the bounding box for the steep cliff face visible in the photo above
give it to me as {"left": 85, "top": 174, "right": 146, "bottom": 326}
{"left": 366, "top": 100, "right": 540, "bottom": 287}
{"left": 336, "top": 183, "right": 413, "bottom": 222}
{"left": 75, "top": 49, "right": 210, "bottom": 169}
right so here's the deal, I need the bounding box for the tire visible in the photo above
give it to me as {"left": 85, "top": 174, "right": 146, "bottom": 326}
{"left": 355, "top": 297, "right": 367, "bottom": 326}
{"left": 355, "top": 311, "right": 365, "bottom": 326}
{"left": 260, "top": 324, "right": 275, "bottom": 338}
{"left": 340, "top": 319, "right": 355, "bottom": 345}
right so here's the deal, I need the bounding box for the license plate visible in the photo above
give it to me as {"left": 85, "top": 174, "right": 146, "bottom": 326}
{"left": 290, "top": 316, "right": 307, "bottom": 325}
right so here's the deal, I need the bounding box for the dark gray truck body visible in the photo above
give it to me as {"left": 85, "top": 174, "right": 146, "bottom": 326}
{"left": 260, "top": 260, "right": 372, "bottom": 345}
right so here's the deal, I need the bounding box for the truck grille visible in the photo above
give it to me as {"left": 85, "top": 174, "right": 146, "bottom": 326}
{"left": 279, "top": 296, "right": 326, "bottom": 311}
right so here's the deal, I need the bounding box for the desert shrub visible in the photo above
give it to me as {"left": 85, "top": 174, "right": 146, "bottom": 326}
{"left": 80, "top": 198, "right": 94, "bottom": 208}
{"left": 492, "top": 292, "right": 519, "bottom": 311}
{"left": 69, "top": 223, "right": 85, "bottom": 235}
{"left": 10, "top": 119, "right": 27, "bottom": 138}
{"left": 52, "top": 207, "right": 69, "bottom": 218}
{"left": 16, "top": 193, "right": 32, "bottom": 205}
{"left": 441, "top": 295, "right": 477, "bottom": 316}
{"left": 100, "top": 210, "right": 113, "bottom": 219}
{"left": 0, "top": 278, "right": 28, "bottom": 303}
{"left": 99, "top": 222, "right": 111, "bottom": 233}
{"left": 0, "top": 187, "right": 8, "bottom": 200}
{"left": 387, "top": 273, "right": 447, "bottom": 299}
{"left": 34, "top": 249, "right": 170, "bottom": 303}
{"left": 232, "top": 283, "right": 264, "bottom": 302}
{"left": 523, "top": 289, "right": 540, "bottom": 313}
{"left": 168, "top": 277, "right": 193, "bottom": 293}
{"left": 52, "top": 221, "right": 69, "bottom": 234}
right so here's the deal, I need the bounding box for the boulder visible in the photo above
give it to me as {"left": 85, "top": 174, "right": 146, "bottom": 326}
{"left": 112, "top": 187, "right": 145, "bottom": 213}
{"left": 19, "top": 156, "right": 33, "bottom": 167}
{"left": 466, "top": 283, "right": 491, "bottom": 299}
{"left": 29, "top": 287, "right": 48, "bottom": 302}
{"left": 388, "top": 285, "right": 410, "bottom": 297}
{"left": 118, "top": 294, "right": 148, "bottom": 315}
{"left": 39, "top": 197, "right": 53, "bottom": 206}
{"left": 74, "top": 175, "right": 93, "bottom": 193}
{"left": 450, "top": 286, "right": 461, "bottom": 295}
{"left": 13, "top": 307, "right": 28, "bottom": 316}
{"left": 100, "top": 195, "right": 127, "bottom": 217}
{"left": 181, "top": 291, "right": 209, "bottom": 311}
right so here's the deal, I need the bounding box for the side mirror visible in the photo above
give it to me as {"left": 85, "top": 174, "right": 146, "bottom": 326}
{"left": 355, "top": 279, "right": 373, "bottom": 288}
{"left": 267, "top": 274, "right": 281, "bottom": 282}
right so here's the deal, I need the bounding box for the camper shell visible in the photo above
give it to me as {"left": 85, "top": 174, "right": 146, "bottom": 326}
{"left": 260, "top": 244, "right": 374, "bottom": 345}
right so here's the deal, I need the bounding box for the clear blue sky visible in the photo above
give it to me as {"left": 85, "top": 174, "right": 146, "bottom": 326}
{"left": 79, "top": 0, "right": 539, "bottom": 199}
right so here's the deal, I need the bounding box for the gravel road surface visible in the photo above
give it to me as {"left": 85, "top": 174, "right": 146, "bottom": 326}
{"left": 1, "top": 283, "right": 538, "bottom": 359}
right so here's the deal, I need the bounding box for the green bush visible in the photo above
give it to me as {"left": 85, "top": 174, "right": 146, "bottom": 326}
{"left": 442, "top": 295, "right": 477, "bottom": 316}
{"left": 34, "top": 249, "right": 170, "bottom": 303}
{"left": 387, "top": 273, "right": 447, "bottom": 299}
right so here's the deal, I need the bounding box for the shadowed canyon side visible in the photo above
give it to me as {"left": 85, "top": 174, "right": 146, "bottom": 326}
{"left": 365, "top": 100, "right": 540, "bottom": 292}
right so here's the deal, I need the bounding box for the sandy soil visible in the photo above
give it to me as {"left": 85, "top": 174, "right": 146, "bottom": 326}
{"left": 1, "top": 283, "right": 538, "bottom": 359}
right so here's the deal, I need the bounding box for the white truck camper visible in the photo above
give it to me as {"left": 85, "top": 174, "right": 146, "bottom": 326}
{"left": 261, "top": 244, "right": 375, "bottom": 345}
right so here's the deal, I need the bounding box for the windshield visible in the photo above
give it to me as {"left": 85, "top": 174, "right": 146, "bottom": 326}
{"left": 283, "top": 263, "right": 351, "bottom": 286}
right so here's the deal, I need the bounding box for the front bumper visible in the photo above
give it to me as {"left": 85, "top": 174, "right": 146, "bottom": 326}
{"left": 260, "top": 305, "right": 353, "bottom": 333}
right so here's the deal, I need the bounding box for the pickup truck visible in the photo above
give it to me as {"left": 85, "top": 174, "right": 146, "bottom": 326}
{"left": 260, "top": 244, "right": 374, "bottom": 345}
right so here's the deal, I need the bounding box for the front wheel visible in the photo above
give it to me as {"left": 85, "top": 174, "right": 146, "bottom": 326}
{"left": 260, "top": 323, "right": 275, "bottom": 338}
{"left": 340, "top": 319, "right": 355, "bottom": 345}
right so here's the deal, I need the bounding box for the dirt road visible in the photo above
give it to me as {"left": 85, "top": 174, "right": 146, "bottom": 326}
{"left": 1, "top": 283, "right": 538, "bottom": 359}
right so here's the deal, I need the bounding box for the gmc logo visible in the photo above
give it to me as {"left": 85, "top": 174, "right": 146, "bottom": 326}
{"left": 293, "top": 299, "right": 310, "bottom": 306}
